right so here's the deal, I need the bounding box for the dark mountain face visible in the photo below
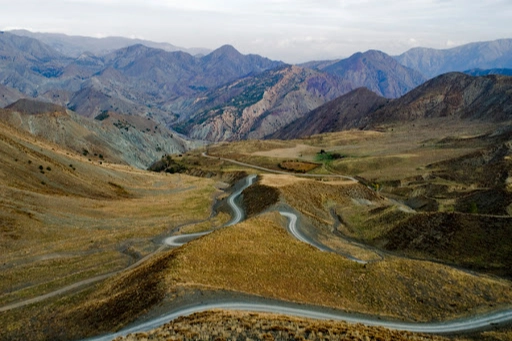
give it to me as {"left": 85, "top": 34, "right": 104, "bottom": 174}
{"left": 270, "top": 88, "right": 389, "bottom": 140}
{"left": 396, "top": 39, "right": 512, "bottom": 79}
{"left": 321, "top": 50, "right": 426, "bottom": 98}
{"left": 273, "top": 73, "right": 512, "bottom": 138}
{"left": 367, "top": 73, "right": 512, "bottom": 126}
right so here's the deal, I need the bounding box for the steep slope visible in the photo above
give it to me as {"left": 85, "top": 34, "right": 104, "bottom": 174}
{"left": 396, "top": 39, "right": 512, "bottom": 78}
{"left": 271, "top": 88, "right": 389, "bottom": 139}
{"left": 179, "top": 65, "right": 354, "bottom": 141}
{"left": 322, "top": 50, "right": 426, "bottom": 98}
{"left": 1, "top": 99, "right": 196, "bottom": 168}
{"left": 367, "top": 73, "right": 512, "bottom": 127}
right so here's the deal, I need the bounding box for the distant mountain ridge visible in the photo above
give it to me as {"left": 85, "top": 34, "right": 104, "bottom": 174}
{"left": 321, "top": 50, "right": 426, "bottom": 98}
{"left": 8, "top": 29, "right": 211, "bottom": 57}
{"left": 395, "top": 39, "right": 512, "bottom": 78}
{"left": 2, "top": 30, "right": 512, "bottom": 145}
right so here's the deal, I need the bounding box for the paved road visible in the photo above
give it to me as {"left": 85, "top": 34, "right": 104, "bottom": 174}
{"left": 86, "top": 300, "right": 512, "bottom": 341}
{"left": 0, "top": 244, "right": 168, "bottom": 313}
{"left": 1, "top": 175, "right": 257, "bottom": 312}
{"left": 226, "top": 174, "right": 257, "bottom": 226}
{"left": 163, "top": 174, "right": 257, "bottom": 247}
{"left": 279, "top": 211, "right": 368, "bottom": 264}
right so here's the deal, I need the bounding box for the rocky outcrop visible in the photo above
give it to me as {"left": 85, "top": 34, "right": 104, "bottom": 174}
{"left": 183, "top": 65, "right": 354, "bottom": 141}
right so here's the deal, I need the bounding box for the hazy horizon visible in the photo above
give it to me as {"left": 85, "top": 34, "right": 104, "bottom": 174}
{"left": 1, "top": 0, "right": 511, "bottom": 63}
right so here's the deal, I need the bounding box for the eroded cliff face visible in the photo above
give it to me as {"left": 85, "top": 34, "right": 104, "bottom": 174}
{"left": 187, "top": 66, "right": 353, "bottom": 141}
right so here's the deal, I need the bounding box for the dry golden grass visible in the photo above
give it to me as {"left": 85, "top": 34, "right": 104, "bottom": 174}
{"left": 252, "top": 143, "right": 317, "bottom": 159}
{"left": 169, "top": 213, "right": 512, "bottom": 322}
{"left": 260, "top": 174, "right": 308, "bottom": 187}
{"left": 119, "top": 310, "right": 456, "bottom": 341}
{"left": 2, "top": 213, "right": 511, "bottom": 340}
{"left": 0, "top": 121, "right": 220, "bottom": 306}
{"left": 178, "top": 212, "right": 231, "bottom": 234}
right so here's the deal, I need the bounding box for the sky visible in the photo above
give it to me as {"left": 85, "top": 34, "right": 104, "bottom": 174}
{"left": 1, "top": 0, "right": 511, "bottom": 63}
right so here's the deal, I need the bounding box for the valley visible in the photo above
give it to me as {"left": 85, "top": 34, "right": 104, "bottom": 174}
{"left": 0, "top": 30, "right": 511, "bottom": 341}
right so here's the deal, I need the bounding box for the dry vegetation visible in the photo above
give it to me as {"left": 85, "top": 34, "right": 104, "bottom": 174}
{"left": 170, "top": 213, "right": 512, "bottom": 322}
{"left": 3, "top": 212, "right": 510, "bottom": 341}
{"left": 0, "top": 120, "right": 219, "bottom": 307}
{"left": 2, "top": 116, "right": 512, "bottom": 341}
{"left": 118, "top": 310, "right": 455, "bottom": 341}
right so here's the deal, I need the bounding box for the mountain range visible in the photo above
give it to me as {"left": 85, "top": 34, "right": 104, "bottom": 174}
{"left": 8, "top": 29, "right": 211, "bottom": 57}
{"left": 272, "top": 72, "right": 512, "bottom": 139}
{"left": 395, "top": 39, "right": 512, "bottom": 78}
{"left": 1, "top": 30, "right": 512, "bottom": 147}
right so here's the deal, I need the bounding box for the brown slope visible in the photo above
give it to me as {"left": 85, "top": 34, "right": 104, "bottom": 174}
{"left": 382, "top": 212, "right": 512, "bottom": 278}
{"left": 270, "top": 87, "right": 389, "bottom": 140}
{"left": 367, "top": 72, "right": 512, "bottom": 127}
{"left": 5, "top": 98, "right": 65, "bottom": 115}
{"left": 1, "top": 100, "right": 194, "bottom": 168}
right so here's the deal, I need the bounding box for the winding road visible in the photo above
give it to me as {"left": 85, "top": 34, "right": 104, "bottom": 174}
{"left": 87, "top": 300, "right": 512, "bottom": 341}
{"left": 163, "top": 174, "right": 257, "bottom": 247}
{"left": 279, "top": 211, "right": 368, "bottom": 264}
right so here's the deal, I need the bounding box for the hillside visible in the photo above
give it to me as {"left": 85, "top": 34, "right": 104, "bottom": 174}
{"left": 396, "top": 39, "right": 512, "bottom": 78}
{"left": 366, "top": 73, "right": 512, "bottom": 127}
{"left": 1, "top": 99, "right": 196, "bottom": 168}
{"left": 178, "top": 65, "right": 355, "bottom": 141}
{"left": 0, "top": 84, "right": 23, "bottom": 107}
{"left": 270, "top": 87, "right": 389, "bottom": 139}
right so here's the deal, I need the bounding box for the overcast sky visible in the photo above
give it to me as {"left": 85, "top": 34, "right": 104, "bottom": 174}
{"left": 1, "top": 0, "right": 511, "bottom": 63}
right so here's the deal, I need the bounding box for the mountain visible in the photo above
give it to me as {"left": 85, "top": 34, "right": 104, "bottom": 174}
{"left": 1, "top": 99, "right": 198, "bottom": 168}
{"left": 273, "top": 73, "right": 512, "bottom": 138}
{"left": 396, "top": 39, "right": 512, "bottom": 79}
{"left": 0, "top": 32, "right": 285, "bottom": 121}
{"left": 0, "top": 31, "right": 70, "bottom": 95}
{"left": 178, "top": 65, "right": 354, "bottom": 141}
{"left": 8, "top": 29, "right": 211, "bottom": 57}
{"left": 366, "top": 73, "right": 512, "bottom": 127}
{"left": 321, "top": 50, "right": 426, "bottom": 98}
{"left": 270, "top": 88, "right": 389, "bottom": 140}
{"left": 465, "top": 68, "right": 512, "bottom": 77}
